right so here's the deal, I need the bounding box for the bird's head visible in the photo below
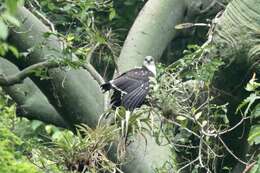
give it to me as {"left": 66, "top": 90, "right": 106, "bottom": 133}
{"left": 143, "top": 56, "right": 156, "bottom": 75}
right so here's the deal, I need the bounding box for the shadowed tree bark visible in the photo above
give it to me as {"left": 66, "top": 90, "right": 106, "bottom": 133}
{"left": 8, "top": 7, "right": 104, "bottom": 127}
{"left": 209, "top": 0, "right": 260, "bottom": 172}
{"left": 0, "top": 58, "right": 68, "bottom": 128}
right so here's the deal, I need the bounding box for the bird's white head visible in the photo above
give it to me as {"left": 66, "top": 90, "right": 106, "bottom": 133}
{"left": 143, "top": 56, "right": 156, "bottom": 76}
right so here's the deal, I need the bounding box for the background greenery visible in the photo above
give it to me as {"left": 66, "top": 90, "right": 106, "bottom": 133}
{"left": 0, "top": 0, "right": 259, "bottom": 173}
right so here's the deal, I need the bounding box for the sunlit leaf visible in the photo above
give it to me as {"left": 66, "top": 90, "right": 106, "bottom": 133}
{"left": 2, "top": 13, "right": 20, "bottom": 26}
{"left": 0, "top": 20, "right": 9, "bottom": 40}
{"left": 176, "top": 116, "right": 186, "bottom": 121}
{"left": 248, "top": 125, "right": 260, "bottom": 145}
{"left": 201, "top": 120, "right": 207, "bottom": 127}
{"left": 194, "top": 112, "right": 202, "bottom": 120}
{"left": 251, "top": 104, "right": 260, "bottom": 118}
{"left": 237, "top": 93, "right": 260, "bottom": 116}
{"left": 8, "top": 45, "right": 19, "bottom": 57}
{"left": 109, "top": 8, "right": 116, "bottom": 21}
{"left": 31, "top": 120, "right": 43, "bottom": 130}
{"left": 45, "top": 125, "right": 53, "bottom": 134}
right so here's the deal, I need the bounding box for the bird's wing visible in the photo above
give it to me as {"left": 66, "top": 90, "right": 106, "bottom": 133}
{"left": 122, "top": 82, "right": 149, "bottom": 111}
{"left": 110, "top": 90, "right": 122, "bottom": 108}
{"left": 111, "top": 67, "right": 153, "bottom": 94}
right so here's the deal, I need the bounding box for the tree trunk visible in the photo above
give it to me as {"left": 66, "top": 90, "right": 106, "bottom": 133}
{"left": 6, "top": 6, "right": 174, "bottom": 173}
{"left": 2, "top": 0, "right": 258, "bottom": 172}
{"left": 8, "top": 7, "right": 104, "bottom": 127}
{"left": 211, "top": 0, "right": 260, "bottom": 172}
{"left": 0, "top": 58, "right": 68, "bottom": 128}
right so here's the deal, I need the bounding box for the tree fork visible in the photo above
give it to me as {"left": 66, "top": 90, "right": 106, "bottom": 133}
{"left": 0, "top": 58, "right": 68, "bottom": 128}
{"left": 8, "top": 7, "right": 105, "bottom": 127}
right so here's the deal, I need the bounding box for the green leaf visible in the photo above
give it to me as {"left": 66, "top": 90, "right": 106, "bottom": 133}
{"left": 66, "top": 34, "right": 74, "bottom": 42}
{"left": 8, "top": 45, "right": 19, "bottom": 57}
{"left": 52, "top": 131, "right": 63, "bottom": 140}
{"left": 176, "top": 116, "right": 186, "bottom": 121}
{"left": 109, "top": 8, "right": 116, "bottom": 21}
{"left": 249, "top": 156, "right": 260, "bottom": 173}
{"left": 248, "top": 125, "right": 260, "bottom": 145}
{"left": 194, "top": 112, "right": 202, "bottom": 120}
{"left": 251, "top": 103, "right": 260, "bottom": 118}
{"left": 2, "top": 13, "right": 20, "bottom": 26}
{"left": 45, "top": 125, "right": 53, "bottom": 134}
{"left": 237, "top": 93, "right": 260, "bottom": 115}
{"left": 31, "top": 120, "right": 43, "bottom": 130}
{"left": 0, "top": 20, "right": 9, "bottom": 40}
{"left": 245, "top": 74, "right": 260, "bottom": 92}
{"left": 5, "top": 0, "right": 22, "bottom": 14}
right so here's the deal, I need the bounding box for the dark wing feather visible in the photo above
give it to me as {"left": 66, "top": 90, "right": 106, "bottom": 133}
{"left": 111, "top": 67, "right": 153, "bottom": 93}
{"left": 106, "top": 67, "right": 154, "bottom": 110}
{"left": 122, "top": 82, "right": 149, "bottom": 111}
{"left": 110, "top": 90, "right": 122, "bottom": 109}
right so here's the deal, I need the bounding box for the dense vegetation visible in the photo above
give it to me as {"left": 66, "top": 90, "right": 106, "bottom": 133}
{"left": 0, "top": 0, "right": 259, "bottom": 173}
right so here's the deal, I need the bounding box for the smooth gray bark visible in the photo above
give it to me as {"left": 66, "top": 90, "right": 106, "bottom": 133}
{"left": 0, "top": 58, "right": 67, "bottom": 128}
{"left": 8, "top": 7, "right": 104, "bottom": 127}
{"left": 118, "top": 0, "right": 186, "bottom": 72}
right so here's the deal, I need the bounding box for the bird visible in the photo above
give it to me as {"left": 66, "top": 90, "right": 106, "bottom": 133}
{"left": 100, "top": 56, "right": 156, "bottom": 111}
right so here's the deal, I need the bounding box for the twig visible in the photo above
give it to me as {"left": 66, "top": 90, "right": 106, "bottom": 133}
{"left": 200, "top": 117, "right": 250, "bottom": 137}
{"left": 177, "top": 157, "right": 199, "bottom": 173}
{"left": 199, "top": 136, "right": 205, "bottom": 168}
{"left": 0, "top": 61, "right": 58, "bottom": 86}
{"left": 242, "top": 161, "right": 257, "bottom": 173}
{"left": 173, "top": 143, "right": 199, "bottom": 149}
{"left": 218, "top": 136, "right": 248, "bottom": 165}
{"left": 82, "top": 64, "right": 109, "bottom": 111}
{"left": 175, "top": 23, "right": 211, "bottom": 30}
{"left": 84, "top": 43, "right": 110, "bottom": 110}
{"left": 83, "top": 63, "right": 104, "bottom": 85}
{"left": 27, "top": 1, "right": 56, "bottom": 32}
{"left": 86, "top": 43, "right": 101, "bottom": 63}
{"left": 163, "top": 117, "right": 222, "bottom": 157}
{"left": 200, "top": 0, "right": 218, "bottom": 13}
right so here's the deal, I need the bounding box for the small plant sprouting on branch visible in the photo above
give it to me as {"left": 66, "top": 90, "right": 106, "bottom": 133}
{"left": 32, "top": 124, "right": 123, "bottom": 173}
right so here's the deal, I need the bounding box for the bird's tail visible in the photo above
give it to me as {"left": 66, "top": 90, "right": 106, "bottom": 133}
{"left": 100, "top": 82, "right": 111, "bottom": 92}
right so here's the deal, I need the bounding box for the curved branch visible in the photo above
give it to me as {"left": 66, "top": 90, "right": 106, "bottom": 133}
{"left": 0, "top": 58, "right": 68, "bottom": 128}
{"left": 9, "top": 7, "right": 104, "bottom": 127}
{"left": 118, "top": 0, "right": 186, "bottom": 72}
{"left": 83, "top": 63, "right": 104, "bottom": 85}
{"left": 0, "top": 60, "right": 57, "bottom": 86}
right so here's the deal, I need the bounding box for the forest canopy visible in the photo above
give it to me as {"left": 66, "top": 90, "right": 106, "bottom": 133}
{"left": 0, "top": 0, "right": 259, "bottom": 173}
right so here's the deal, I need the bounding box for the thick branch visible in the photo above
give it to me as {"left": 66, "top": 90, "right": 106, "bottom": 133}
{"left": 117, "top": 0, "right": 186, "bottom": 72}
{"left": 0, "top": 58, "right": 68, "bottom": 128}
{"left": 9, "top": 7, "right": 104, "bottom": 128}
{"left": 83, "top": 63, "right": 104, "bottom": 85}
{"left": 0, "top": 58, "right": 103, "bottom": 87}
{"left": 0, "top": 61, "right": 57, "bottom": 86}
{"left": 116, "top": 0, "right": 185, "bottom": 172}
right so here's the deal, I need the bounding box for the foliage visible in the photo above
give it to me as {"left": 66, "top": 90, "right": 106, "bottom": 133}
{"left": 237, "top": 73, "right": 260, "bottom": 145}
{"left": 35, "top": 124, "right": 122, "bottom": 173}
{"left": 24, "top": 0, "right": 145, "bottom": 79}
{"left": 0, "top": 92, "right": 43, "bottom": 173}
{"left": 146, "top": 47, "right": 226, "bottom": 172}
{"left": 0, "top": 0, "right": 21, "bottom": 56}
{"left": 249, "top": 155, "right": 260, "bottom": 173}
{"left": 0, "top": 90, "right": 123, "bottom": 173}
{"left": 0, "top": 0, "right": 258, "bottom": 173}
{"left": 236, "top": 74, "right": 260, "bottom": 173}
{"left": 99, "top": 45, "right": 229, "bottom": 172}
